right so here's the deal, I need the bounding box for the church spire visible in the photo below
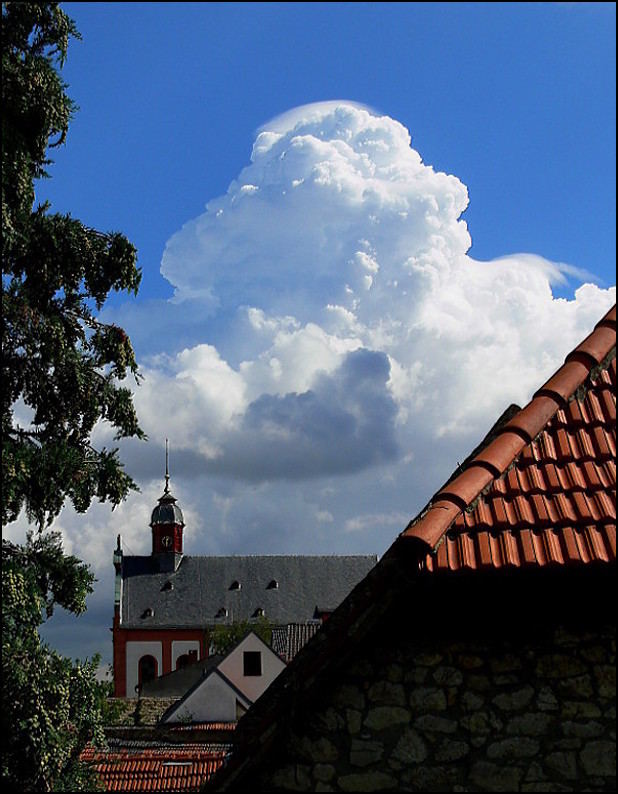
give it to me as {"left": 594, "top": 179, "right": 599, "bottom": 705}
{"left": 164, "top": 437, "right": 170, "bottom": 495}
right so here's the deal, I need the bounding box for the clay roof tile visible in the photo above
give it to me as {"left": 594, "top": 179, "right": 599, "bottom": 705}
{"left": 472, "top": 430, "right": 529, "bottom": 477}
{"left": 401, "top": 499, "right": 461, "bottom": 550}
{"left": 395, "top": 304, "right": 615, "bottom": 574}
{"left": 503, "top": 395, "right": 560, "bottom": 443}
{"left": 566, "top": 324, "right": 616, "bottom": 367}
{"left": 535, "top": 358, "right": 591, "bottom": 404}
{"left": 436, "top": 465, "right": 495, "bottom": 510}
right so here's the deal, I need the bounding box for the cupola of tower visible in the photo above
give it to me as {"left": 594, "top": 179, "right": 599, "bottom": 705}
{"left": 150, "top": 440, "right": 184, "bottom": 565}
{"left": 150, "top": 490, "right": 185, "bottom": 528}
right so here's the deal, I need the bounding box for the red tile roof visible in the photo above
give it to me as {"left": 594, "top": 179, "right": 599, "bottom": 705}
{"left": 81, "top": 746, "right": 227, "bottom": 792}
{"left": 204, "top": 305, "right": 616, "bottom": 792}
{"left": 400, "top": 305, "right": 616, "bottom": 573}
{"left": 168, "top": 723, "right": 236, "bottom": 733}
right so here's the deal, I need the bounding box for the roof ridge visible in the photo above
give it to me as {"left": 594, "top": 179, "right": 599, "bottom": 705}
{"left": 177, "top": 554, "right": 378, "bottom": 560}
{"left": 400, "top": 304, "right": 616, "bottom": 554}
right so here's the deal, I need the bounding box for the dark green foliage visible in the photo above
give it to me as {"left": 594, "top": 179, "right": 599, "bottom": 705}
{"left": 2, "top": 3, "right": 145, "bottom": 789}
{"left": 2, "top": 536, "right": 105, "bottom": 791}
{"left": 210, "top": 617, "right": 274, "bottom": 656}
{"left": 2, "top": 1, "right": 145, "bottom": 529}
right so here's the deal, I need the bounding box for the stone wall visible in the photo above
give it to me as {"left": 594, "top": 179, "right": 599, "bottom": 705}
{"left": 247, "top": 585, "right": 616, "bottom": 792}
{"left": 106, "top": 697, "right": 178, "bottom": 727}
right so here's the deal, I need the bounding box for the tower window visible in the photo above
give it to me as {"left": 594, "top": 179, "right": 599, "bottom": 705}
{"left": 243, "top": 651, "right": 262, "bottom": 676}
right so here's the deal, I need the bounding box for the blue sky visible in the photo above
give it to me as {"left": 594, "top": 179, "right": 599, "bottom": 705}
{"left": 40, "top": 2, "right": 615, "bottom": 302}
{"left": 11, "top": 2, "right": 615, "bottom": 666}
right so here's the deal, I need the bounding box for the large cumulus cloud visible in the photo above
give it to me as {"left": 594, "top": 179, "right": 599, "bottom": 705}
{"left": 7, "top": 102, "right": 614, "bottom": 665}
{"left": 161, "top": 103, "right": 470, "bottom": 323}
{"left": 136, "top": 102, "right": 613, "bottom": 477}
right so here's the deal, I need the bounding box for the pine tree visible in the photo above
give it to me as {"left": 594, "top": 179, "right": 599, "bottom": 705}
{"left": 2, "top": 1, "right": 145, "bottom": 529}
{"left": 2, "top": 3, "right": 145, "bottom": 788}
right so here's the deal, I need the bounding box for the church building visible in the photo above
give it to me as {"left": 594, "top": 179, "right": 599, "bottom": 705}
{"left": 112, "top": 468, "right": 377, "bottom": 697}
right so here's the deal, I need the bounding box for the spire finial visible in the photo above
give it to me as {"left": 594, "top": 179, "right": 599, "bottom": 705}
{"left": 164, "top": 438, "right": 170, "bottom": 494}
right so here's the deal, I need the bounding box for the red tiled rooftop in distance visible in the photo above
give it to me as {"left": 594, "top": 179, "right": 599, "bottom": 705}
{"left": 169, "top": 722, "right": 237, "bottom": 732}
{"left": 81, "top": 747, "right": 227, "bottom": 792}
{"left": 401, "top": 304, "right": 616, "bottom": 573}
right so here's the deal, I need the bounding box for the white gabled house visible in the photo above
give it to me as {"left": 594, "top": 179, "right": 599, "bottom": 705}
{"left": 161, "top": 668, "right": 252, "bottom": 723}
{"left": 160, "top": 631, "right": 286, "bottom": 724}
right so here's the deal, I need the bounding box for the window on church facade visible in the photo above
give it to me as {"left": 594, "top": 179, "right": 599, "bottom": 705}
{"left": 176, "top": 650, "right": 198, "bottom": 670}
{"left": 138, "top": 655, "right": 158, "bottom": 685}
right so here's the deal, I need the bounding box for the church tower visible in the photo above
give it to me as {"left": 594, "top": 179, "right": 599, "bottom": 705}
{"left": 150, "top": 440, "right": 184, "bottom": 572}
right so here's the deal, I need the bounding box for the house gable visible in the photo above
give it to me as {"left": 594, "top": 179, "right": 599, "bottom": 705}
{"left": 160, "top": 632, "right": 286, "bottom": 725}
{"left": 161, "top": 668, "right": 253, "bottom": 725}
{"left": 218, "top": 631, "right": 287, "bottom": 704}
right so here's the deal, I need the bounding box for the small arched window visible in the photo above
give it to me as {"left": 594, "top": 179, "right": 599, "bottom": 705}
{"left": 138, "top": 655, "right": 158, "bottom": 685}
{"left": 176, "top": 649, "right": 198, "bottom": 670}
{"left": 176, "top": 654, "right": 191, "bottom": 670}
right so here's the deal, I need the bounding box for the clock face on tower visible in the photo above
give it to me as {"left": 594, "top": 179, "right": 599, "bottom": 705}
{"left": 161, "top": 534, "right": 173, "bottom": 549}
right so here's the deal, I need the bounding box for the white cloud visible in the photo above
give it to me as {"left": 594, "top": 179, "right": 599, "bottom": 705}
{"left": 23, "top": 101, "right": 614, "bottom": 665}
{"left": 144, "top": 102, "right": 614, "bottom": 477}
{"left": 344, "top": 511, "right": 410, "bottom": 534}
{"left": 316, "top": 510, "right": 334, "bottom": 524}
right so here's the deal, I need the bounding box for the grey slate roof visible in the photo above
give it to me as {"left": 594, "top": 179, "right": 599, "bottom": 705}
{"left": 140, "top": 655, "right": 225, "bottom": 698}
{"left": 159, "top": 668, "right": 254, "bottom": 726}
{"left": 121, "top": 555, "right": 377, "bottom": 628}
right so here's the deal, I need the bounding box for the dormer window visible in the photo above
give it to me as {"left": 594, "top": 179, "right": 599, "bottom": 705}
{"left": 215, "top": 607, "right": 228, "bottom": 619}
{"left": 141, "top": 607, "right": 155, "bottom": 619}
{"left": 252, "top": 607, "right": 265, "bottom": 618}
{"left": 229, "top": 580, "right": 241, "bottom": 591}
{"left": 266, "top": 579, "right": 279, "bottom": 590}
{"left": 162, "top": 580, "right": 174, "bottom": 591}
